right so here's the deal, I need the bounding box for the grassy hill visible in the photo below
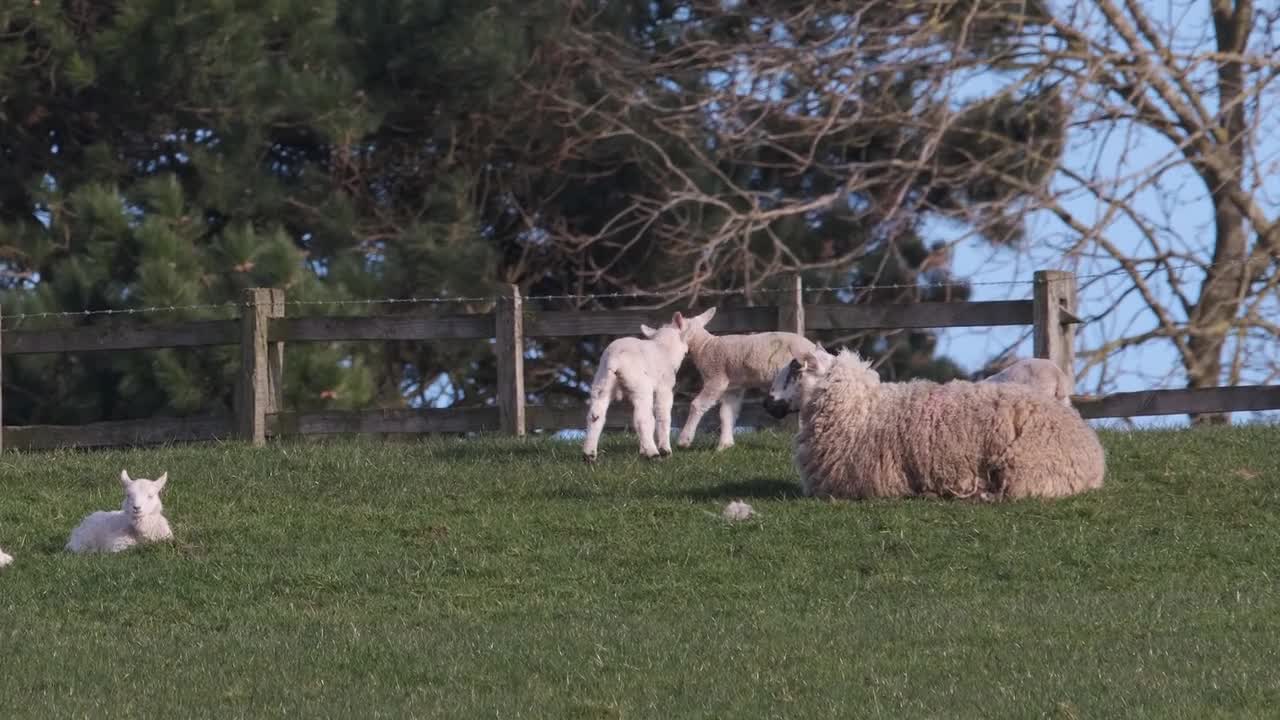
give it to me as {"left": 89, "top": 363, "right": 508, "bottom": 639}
{"left": 1, "top": 426, "right": 1278, "bottom": 718}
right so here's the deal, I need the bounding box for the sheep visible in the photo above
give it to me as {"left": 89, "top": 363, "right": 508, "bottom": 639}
{"left": 66, "top": 470, "right": 174, "bottom": 554}
{"left": 675, "top": 306, "right": 817, "bottom": 451}
{"left": 581, "top": 311, "right": 704, "bottom": 463}
{"left": 975, "top": 357, "right": 1074, "bottom": 407}
{"left": 0, "top": 547, "right": 11, "bottom": 569}
{"left": 763, "top": 346, "right": 1104, "bottom": 501}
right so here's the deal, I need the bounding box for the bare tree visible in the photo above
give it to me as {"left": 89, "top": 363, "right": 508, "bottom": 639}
{"left": 523, "top": 0, "right": 1280, "bottom": 423}
{"left": 516, "top": 0, "right": 1065, "bottom": 304}
{"left": 961, "top": 0, "right": 1280, "bottom": 423}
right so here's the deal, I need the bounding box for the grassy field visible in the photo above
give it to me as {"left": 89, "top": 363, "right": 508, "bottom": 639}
{"left": 1, "top": 425, "right": 1279, "bottom": 718}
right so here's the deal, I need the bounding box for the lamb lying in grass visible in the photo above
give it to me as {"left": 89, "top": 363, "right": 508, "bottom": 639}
{"left": 764, "top": 346, "right": 1104, "bottom": 501}
{"left": 66, "top": 470, "right": 174, "bottom": 554}
{"left": 582, "top": 311, "right": 701, "bottom": 463}
{"left": 977, "top": 357, "right": 1074, "bottom": 407}
{"left": 676, "top": 307, "right": 817, "bottom": 451}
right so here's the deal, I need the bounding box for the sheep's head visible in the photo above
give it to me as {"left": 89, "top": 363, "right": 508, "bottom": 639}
{"left": 119, "top": 470, "right": 168, "bottom": 522}
{"left": 763, "top": 345, "right": 836, "bottom": 418}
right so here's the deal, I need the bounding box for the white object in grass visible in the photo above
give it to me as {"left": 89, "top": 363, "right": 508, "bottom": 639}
{"left": 722, "top": 500, "right": 755, "bottom": 521}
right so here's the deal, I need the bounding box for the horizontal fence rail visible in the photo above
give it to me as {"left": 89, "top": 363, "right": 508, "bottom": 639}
{"left": 2, "top": 270, "right": 1278, "bottom": 451}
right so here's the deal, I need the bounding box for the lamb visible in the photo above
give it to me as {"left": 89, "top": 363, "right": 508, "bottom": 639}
{"left": 66, "top": 470, "right": 174, "bottom": 554}
{"left": 976, "top": 357, "right": 1074, "bottom": 407}
{"left": 763, "top": 346, "right": 1104, "bottom": 501}
{"left": 676, "top": 307, "right": 817, "bottom": 451}
{"left": 581, "top": 311, "right": 703, "bottom": 463}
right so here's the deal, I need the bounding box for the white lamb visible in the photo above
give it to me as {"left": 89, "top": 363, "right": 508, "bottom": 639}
{"left": 582, "top": 311, "right": 702, "bottom": 462}
{"left": 765, "top": 346, "right": 1104, "bottom": 501}
{"left": 977, "top": 357, "right": 1074, "bottom": 407}
{"left": 0, "top": 547, "right": 11, "bottom": 569}
{"left": 66, "top": 470, "right": 174, "bottom": 554}
{"left": 676, "top": 307, "right": 817, "bottom": 451}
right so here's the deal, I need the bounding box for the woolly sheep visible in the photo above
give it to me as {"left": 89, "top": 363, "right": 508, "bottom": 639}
{"left": 66, "top": 470, "right": 174, "bottom": 554}
{"left": 676, "top": 307, "right": 817, "bottom": 451}
{"left": 582, "top": 311, "right": 702, "bottom": 463}
{"left": 763, "top": 347, "right": 1104, "bottom": 501}
{"left": 976, "top": 357, "right": 1074, "bottom": 407}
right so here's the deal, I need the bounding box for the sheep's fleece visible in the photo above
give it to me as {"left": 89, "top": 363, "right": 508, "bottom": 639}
{"left": 792, "top": 349, "right": 1105, "bottom": 500}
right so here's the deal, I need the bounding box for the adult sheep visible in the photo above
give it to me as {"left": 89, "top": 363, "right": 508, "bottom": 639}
{"left": 763, "top": 347, "right": 1104, "bottom": 501}
{"left": 675, "top": 307, "right": 816, "bottom": 451}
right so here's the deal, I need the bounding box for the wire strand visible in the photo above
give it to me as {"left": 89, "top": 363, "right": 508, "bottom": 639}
{"left": 0, "top": 256, "right": 1271, "bottom": 321}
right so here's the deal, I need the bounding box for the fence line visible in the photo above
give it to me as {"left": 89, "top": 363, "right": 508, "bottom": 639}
{"left": 1, "top": 269, "right": 1277, "bottom": 452}
{"left": 3, "top": 254, "right": 1260, "bottom": 323}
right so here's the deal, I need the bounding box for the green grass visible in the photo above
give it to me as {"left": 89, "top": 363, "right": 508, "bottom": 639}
{"left": 2, "top": 426, "right": 1280, "bottom": 718}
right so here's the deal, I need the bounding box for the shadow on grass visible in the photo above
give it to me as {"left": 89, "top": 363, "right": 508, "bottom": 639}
{"left": 679, "top": 477, "right": 803, "bottom": 500}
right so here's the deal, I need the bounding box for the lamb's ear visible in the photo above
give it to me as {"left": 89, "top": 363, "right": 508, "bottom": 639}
{"left": 639, "top": 324, "right": 658, "bottom": 338}
{"left": 119, "top": 470, "right": 132, "bottom": 486}
{"left": 154, "top": 472, "right": 168, "bottom": 491}
{"left": 692, "top": 307, "right": 716, "bottom": 328}
{"left": 672, "top": 311, "right": 686, "bottom": 330}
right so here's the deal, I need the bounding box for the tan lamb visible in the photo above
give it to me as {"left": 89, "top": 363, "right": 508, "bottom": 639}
{"left": 676, "top": 307, "right": 816, "bottom": 451}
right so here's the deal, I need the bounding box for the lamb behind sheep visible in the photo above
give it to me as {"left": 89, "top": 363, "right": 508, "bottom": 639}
{"left": 977, "top": 357, "right": 1074, "bottom": 407}
{"left": 582, "top": 311, "right": 703, "bottom": 462}
{"left": 677, "top": 307, "right": 816, "bottom": 451}
{"left": 765, "top": 347, "right": 1104, "bottom": 501}
{"left": 66, "top": 470, "right": 174, "bottom": 554}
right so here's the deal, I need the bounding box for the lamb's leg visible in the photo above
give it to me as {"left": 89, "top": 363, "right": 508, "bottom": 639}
{"left": 716, "top": 388, "right": 744, "bottom": 451}
{"left": 581, "top": 372, "right": 617, "bottom": 463}
{"left": 677, "top": 377, "right": 729, "bottom": 448}
{"left": 654, "top": 383, "right": 675, "bottom": 456}
{"left": 631, "top": 387, "right": 660, "bottom": 458}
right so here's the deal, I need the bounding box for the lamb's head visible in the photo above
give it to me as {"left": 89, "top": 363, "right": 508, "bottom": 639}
{"left": 641, "top": 308, "right": 714, "bottom": 344}
{"left": 119, "top": 470, "right": 168, "bottom": 523}
{"left": 763, "top": 344, "right": 836, "bottom": 418}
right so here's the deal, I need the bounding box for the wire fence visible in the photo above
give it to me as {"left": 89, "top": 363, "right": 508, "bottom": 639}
{"left": 0, "top": 256, "right": 1270, "bottom": 322}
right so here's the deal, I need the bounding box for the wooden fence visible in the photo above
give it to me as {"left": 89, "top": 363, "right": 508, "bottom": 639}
{"left": 2, "top": 270, "right": 1278, "bottom": 451}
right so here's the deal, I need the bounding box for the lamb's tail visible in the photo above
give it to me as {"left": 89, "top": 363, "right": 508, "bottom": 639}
{"left": 588, "top": 365, "right": 620, "bottom": 423}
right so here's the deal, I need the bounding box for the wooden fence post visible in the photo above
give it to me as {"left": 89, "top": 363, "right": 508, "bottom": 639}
{"left": 238, "top": 288, "right": 284, "bottom": 446}
{"left": 268, "top": 288, "right": 285, "bottom": 418}
{"left": 1033, "top": 270, "right": 1078, "bottom": 392}
{"left": 494, "top": 284, "right": 526, "bottom": 437}
{"left": 777, "top": 272, "right": 804, "bottom": 335}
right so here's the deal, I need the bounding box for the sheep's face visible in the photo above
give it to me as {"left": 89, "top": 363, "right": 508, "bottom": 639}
{"left": 763, "top": 347, "right": 835, "bottom": 417}
{"left": 119, "top": 470, "right": 168, "bottom": 520}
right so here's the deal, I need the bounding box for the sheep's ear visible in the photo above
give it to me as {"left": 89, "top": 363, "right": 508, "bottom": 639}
{"left": 155, "top": 472, "right": 168, "bottom": 491}
{"left": 639, "top": 324, "right": 658, "bottom": 338}
{"left": 119, "top": 470, "right": 132, "bottom": 486}
{"left": 801, "top": 347, "right": 834, "bottom": 373}
{"left": 693, "top": 307, "right": 716, "bottom": 327}
{"left": 672, "top": 311, "right": 686, "bottom": 330}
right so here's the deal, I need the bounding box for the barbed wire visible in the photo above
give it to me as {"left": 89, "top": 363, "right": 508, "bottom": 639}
{"left": 0, "top": 255, "right": 1272, "bottom": 322}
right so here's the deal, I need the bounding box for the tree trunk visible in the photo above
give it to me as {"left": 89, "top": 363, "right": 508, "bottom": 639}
{"left": 1185, "top": 0, "right": 1252, "bottom": 427}
{"left": 1185, "top": 194, "right": 1247, "bottom": 426}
